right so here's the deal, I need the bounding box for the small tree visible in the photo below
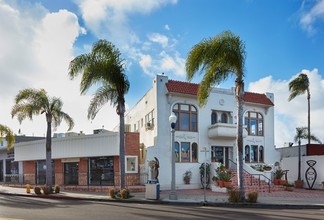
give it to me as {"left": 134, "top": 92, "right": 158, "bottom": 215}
{"left": 0, "top": 124, "right": 15, "bottom": 150}
{"left": 12, "top": 89, "right": 74, "bottom": 190}
{"left": 294, "top": 127, "right": 322, "bottom": 180}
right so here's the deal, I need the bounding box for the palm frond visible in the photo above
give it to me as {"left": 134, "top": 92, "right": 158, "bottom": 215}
{"left": 288, "top": 73, "right": 309, "bottom": 101}
{"left": 0, "top": 124, "right": 15, "bottom": 149}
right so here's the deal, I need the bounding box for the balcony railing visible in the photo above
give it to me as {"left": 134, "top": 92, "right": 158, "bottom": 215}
{"left": 208, "top": 123, "right": 247, "bottom": 139}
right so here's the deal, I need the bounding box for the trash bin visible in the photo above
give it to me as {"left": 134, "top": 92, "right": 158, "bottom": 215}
{"left": 145, "top": 180, "right": 160, "bottom": 200}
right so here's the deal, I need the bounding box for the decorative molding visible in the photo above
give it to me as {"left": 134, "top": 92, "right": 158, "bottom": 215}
{"left": 175, "top": 134, "right": 196, "bottom": 141}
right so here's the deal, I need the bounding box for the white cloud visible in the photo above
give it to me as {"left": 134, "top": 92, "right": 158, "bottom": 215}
{"left": 139, "top": 54, "right": 153, "bottom": 75}
{"left": 0, "top": 1, "right": 119, "bottom": 137}
{"left": 148, "top": 33, "right": 169, "bottom": 48}
{"left": 164, "top": 24, "right": 170, "bottom": 30}
{"left": 75, "top": 0, "right": 177, "bottom": 44}
{"left": 299, "top": 0, "right": 324, "bottom": 34}
{"left": 248, "top": 69, "right": 324, "bottom": 146}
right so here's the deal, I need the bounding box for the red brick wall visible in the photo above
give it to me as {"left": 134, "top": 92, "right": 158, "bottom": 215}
{"left": 54, "top": 159, "right": 64, "bottom": 186}
{"left": 23, "top": 161, "right": 35, "bottom": 184}
{"left": 307, "top": 144, "right": 324, "bottom": 156}
{"left": 79, "top": 158, "right": 88, "bottom": 186}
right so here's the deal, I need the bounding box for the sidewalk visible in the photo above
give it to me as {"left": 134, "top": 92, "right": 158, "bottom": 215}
{"left": 0, "top": 185, "right": 323, "bottom": 208}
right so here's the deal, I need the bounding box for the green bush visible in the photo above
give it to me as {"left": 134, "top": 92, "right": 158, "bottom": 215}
{"left": 34, "top": 186, "right": 41, "bottom": 195}
{"left": 54, "top": 185, "right": 60, "bottom": 193}
{"left": 247, "top": 191, "right": 258, "bottom": 203}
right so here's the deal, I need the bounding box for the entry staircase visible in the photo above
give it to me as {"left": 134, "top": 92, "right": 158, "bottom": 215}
{"left": 230, "top": 170, "right": 286, "bottom": 193}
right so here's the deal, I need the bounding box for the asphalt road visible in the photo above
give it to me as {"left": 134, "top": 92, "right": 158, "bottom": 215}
{"left": 0, "top": 195, "right": 323, "bottom": 220}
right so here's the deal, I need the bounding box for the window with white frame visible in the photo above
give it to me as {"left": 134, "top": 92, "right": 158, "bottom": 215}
{"left": 125, "top": 156, "right": 138, "bottom": 173}
{"left": 174, "top": 141, "right": 198, "bottom": 163}
{"left": 245, "top": 145, "right": 264, "bottom": 163}
{"left": 145, "top": 110, "right": 154, "bottom": 128}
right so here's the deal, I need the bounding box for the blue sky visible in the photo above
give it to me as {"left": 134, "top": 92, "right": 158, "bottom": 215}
{"left": 1, "top": 0, "right": 324, "bottom": 146}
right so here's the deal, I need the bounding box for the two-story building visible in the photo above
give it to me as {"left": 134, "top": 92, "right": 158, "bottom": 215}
{"left": 125, "top": 74, "right": 280, "bottom": 190}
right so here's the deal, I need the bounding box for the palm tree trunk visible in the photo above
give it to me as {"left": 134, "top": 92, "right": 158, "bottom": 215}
{"left": 235, "top": 79, "right": 245, "bottom": 202}
{"left": 45, "top": 115, "right": 53, "bottom": 191}
{"left": 307, "top": 90, "right": 310, "bottom": 145}
{"left": 119, "top": 108, "right": 126, "bottom": 189}
{"left": 298, "top": 139, "right": 301, "bottom": 180}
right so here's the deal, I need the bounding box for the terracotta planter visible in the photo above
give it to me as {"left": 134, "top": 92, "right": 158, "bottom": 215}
{"left": 274, "top": 179, "right": 281, "bottom": 185}
{"left": 217, "top": 180, "right": 224, "bottom": 187}
{"left": 294, "top": 180, "right": 303, "bottom": 188}
{"left": 285, "top": 186, "right": 294, "bottom": 192}
{"left": 280, "top": 180, "right": 287, "bottom": 185}
{"left": 223, "top": 181, "right": 232, "bottom": 187}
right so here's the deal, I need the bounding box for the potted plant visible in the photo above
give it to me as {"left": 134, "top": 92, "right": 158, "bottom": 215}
{"left": 183, "top": 170, "right": 192, "bottom": 184}
{"left": 222, "top": 171, "right": 233, "bottom": 187}
{"left": 273, "top": 169, "right": 284, "bottom": 185}
{"left": 263, "top": 165, "right": 272, "bottom": 171}
{"left": 283, "top": 183, "right": 294, "bottom": 191}
{"left": 199, "top": 163, "right": 210, "bottom": 188}
{"left": 294, "top": 179, "right": 304, "bottom": 188}
{"left": 321, "top": 181, "right": 324, "bottom": 189}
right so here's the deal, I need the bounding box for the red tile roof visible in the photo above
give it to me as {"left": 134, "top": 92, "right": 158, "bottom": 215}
{"left": 165, "top": 80, "right": 199, "bottom": 95}
{"left": 243, "top": 92, "right": 274, "bottom": 106}
{"left": 166, "top": 80, "right": 274, "bottom": 106}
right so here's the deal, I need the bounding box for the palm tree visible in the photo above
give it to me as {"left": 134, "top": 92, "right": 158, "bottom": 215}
{"left": 294, "top": 127, "right": 322, "bottom": 181}
{"left": 11, "top": 88, "right": 74, "bottom": 190}
{"left": 186, "top": 31, "right": 246, "bottom": 201}
{"left": 0, "top": 124, "right": 15, "bottom": 149}
{"left": 288, "top": 73, "right": 311, "bottom": 144}
{"left": 68, "top": 39, "right": 130, "bottom": 189}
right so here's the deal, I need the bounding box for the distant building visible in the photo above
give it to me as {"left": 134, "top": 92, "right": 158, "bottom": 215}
{"left": 0, "top": 135, "right": 45, "bottom": 182}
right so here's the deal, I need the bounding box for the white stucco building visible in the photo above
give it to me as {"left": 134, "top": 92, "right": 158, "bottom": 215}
{"left": 125, "top": 74, "right": 280, "bottom": 190}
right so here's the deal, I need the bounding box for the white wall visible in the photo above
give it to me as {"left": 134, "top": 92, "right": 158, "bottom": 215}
{"left": 281, "top": 156, "right": 324, "bottom": 189}
{"left": 14, "top": 132, "right": 119, "bottom": 161}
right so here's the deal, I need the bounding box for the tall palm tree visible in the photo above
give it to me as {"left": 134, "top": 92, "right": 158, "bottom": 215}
{"left": 11, "top": 89, "right": 74, "bottom": 190}
{"left": 294, "top": 127, "right": 322, "bottom": 181}
{"left": 186, "top": 31, "right": 246, "bottom": 201}
{"left": 68, "top": 39, "right": 130, "bottom": 189}
{"left": 288, "top": 73, "right": 311, "bottom": 144}
{"left": 0, "top": 124, "right": 15, "bottom": 149}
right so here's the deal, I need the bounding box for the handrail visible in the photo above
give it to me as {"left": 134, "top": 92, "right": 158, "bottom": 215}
{"left": 228, "top": 159, "right": 272, "bottom": 193}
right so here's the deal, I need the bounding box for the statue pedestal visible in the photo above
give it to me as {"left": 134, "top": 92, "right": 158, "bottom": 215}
{"left": 145, "top": 182, "right": 160, "bottom": 200}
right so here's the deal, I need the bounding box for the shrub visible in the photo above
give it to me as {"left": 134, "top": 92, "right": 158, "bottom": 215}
{"left": 34, "top": 186, "right": 41, "bottom": 195}
{"left": 247, "top": 191, "right": 258, "bottom": 203}
{"left": 227, "top": 188, "right": 240, "bottom": 203}
{"left": 54, "top": 185, "right": 60, "bottom": 193}
{"left": 120, "top": 188, "right": 129, "bottom": 199}
{"left": 42, "top": 186, "right": 51, "bottom": 195}
{"left": 108, "top": 188, "right": 116, "bottom": 198}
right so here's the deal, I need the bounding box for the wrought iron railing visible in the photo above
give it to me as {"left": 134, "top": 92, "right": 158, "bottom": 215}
{"left": 229, "top": 159, "right": 272, "bottom": 193}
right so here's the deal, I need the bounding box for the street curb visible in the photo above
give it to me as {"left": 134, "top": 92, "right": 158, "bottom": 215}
{"left": 1, "top": 191, "right": 324, "bottom": 209}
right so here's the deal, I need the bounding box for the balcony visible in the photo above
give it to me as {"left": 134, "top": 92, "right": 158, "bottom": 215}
{"left": 208, "top": 123, "right": 247, "bottom": 139}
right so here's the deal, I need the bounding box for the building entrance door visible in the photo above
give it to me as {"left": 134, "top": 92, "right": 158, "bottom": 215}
{"left": 0, "top": 161, "right": 3, "bottom": 182}
{"left": 64, "top": 162, "right": 78, "bottom": 185}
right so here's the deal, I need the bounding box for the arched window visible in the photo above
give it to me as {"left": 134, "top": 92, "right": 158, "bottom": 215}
{"left": 175, "top": 142, "right": 180, "bottom": 162}
{"left": 251, "top": 145, "right": 258, "bottom": 163}
{"left": 221, "top": 113, "right": 228, "bottom": 123}
{"left": 244, "top": 111, "right": 263, "bottom": 136}
{"left": 211, "top": 111, "right": 217, "bottom": 124}
{"left": 173, "top": 104, "right": 198, "bottom": 132}
{"left": 180, "top": 142, "right": 190, "bottom": 163}
{"left": 245, "top": 145, "right": 250, "bottom": 163}
{"left": 192, "top": 143, "right": 198, "bottom": 162}
{"left": 259, "top": 146, "right": 264, "bottom": 163}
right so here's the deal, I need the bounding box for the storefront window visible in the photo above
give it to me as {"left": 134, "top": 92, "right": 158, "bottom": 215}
{"left": 89, "top": 157, "right": 114, "bottom": 186}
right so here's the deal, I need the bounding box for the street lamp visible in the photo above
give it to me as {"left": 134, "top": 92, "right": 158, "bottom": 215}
{"left": 169, "top": 112, "right": 177, "bottom": 200}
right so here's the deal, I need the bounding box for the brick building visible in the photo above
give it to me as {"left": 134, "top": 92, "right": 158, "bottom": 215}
{"left": 13, "top": 130, "right": 141, "bottom": 191}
